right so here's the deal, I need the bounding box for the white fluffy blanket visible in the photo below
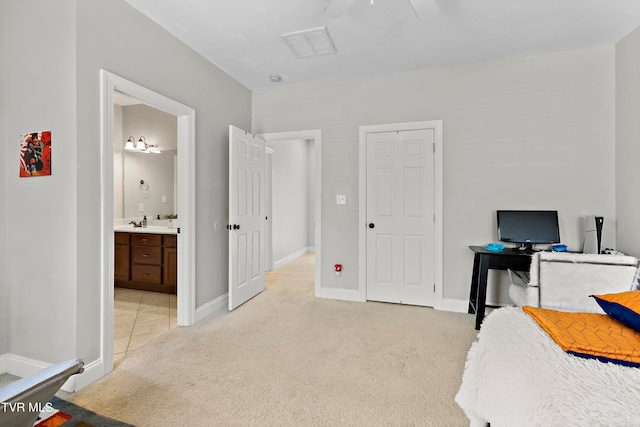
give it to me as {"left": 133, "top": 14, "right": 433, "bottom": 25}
{"left": 455, "top": 307, "right": 640, "bottom": 427}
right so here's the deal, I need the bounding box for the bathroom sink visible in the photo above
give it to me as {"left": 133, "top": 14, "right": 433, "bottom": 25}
{"left": 114, "top": 224, "right": 178, "bottom": 234}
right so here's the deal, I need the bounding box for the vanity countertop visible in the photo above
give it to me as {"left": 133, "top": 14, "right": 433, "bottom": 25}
{"left": 114, "top": 225, "right": 178, "bottom": 235}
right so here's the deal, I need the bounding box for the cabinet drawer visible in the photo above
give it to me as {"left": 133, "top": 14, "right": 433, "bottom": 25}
{"left": 132, "top": 246, "right": 162, "bottom": 265}
{"left": 131, "top": 265, "right": 162, "bottom": 283}
{"left": 165, "top": 234, "right": 177, "bottom": 248}
{"left": 115, "top": 232, "right": 130, "bottom": 244}
{"left": 131, "top": 234, "right": 162, "bottom": 246}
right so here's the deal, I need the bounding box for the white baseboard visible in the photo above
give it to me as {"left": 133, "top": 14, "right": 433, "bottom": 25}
{"left": 315, "top": 291, "right": 471, "bottom": 309}
{"left": 316, "top": 286, "right": 365, "bottom": 302}
{"left": 3, "top": 354, "right": 49, "bottom": 379}
{"left": 438, "top": 298, "right": 470, "bottom": 313}
{"left": 196, "top": 292, "right": 228, "bottom": 323}
{"left": 0, "top": 353, "right": 100, "bottom": 392}
{"left": 274, "top": 247, "right": 312, "bottom": 270}
{"left": 66, "top": 358, "right": 103, "bottom": 392}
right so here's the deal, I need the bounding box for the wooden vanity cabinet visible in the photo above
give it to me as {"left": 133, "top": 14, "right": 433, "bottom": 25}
{"left": 164, "top": 235, "right": 178, "bottom": 288}
{"left": 114, "top": 232, "right": 130, "bottom": 282}
{"left": 114, "top": 232, "right": 177, "bottom": 294}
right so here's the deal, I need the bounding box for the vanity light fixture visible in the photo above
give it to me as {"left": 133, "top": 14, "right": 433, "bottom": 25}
{"left": 124, "top": 136, "right": 136, "bottom": 151}
{"left": 124, "top": 136, "right": 161, "bottom": 154}
{"left": 135, "top": 136, "right": 147, "bottom": 151}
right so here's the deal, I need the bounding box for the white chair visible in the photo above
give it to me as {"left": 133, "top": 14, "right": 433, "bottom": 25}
{"left": 508, "top": 252, "right": 640, "bottom": 313}
{"left": 0, "top": 359, "right": 84, "bottom": 427}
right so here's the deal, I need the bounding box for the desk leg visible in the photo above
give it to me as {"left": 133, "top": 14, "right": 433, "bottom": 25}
{"left": 468, "top": 253, "right": 480, "bottom": 314}
{"left": 475, "top": 254, "right": 490, "bottom": 330}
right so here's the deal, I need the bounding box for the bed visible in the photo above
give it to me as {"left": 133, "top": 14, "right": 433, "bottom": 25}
{"left": 455, "top": 305, "right": 640, "bottom": 427}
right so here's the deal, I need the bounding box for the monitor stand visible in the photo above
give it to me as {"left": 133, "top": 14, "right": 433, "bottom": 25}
{"left": 516, "top": 242, "right": 536, "bottom": 254}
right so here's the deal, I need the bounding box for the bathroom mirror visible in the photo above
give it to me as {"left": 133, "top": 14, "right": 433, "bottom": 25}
{"left": 113, "top": 95, "right": 178, "bottom": 221}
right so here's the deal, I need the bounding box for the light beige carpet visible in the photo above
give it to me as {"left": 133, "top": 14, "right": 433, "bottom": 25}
{"left": 66, "top": 254, "right": 478, "bottom": 426}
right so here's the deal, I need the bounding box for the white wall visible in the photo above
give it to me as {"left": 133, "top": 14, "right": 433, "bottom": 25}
{"left": 123, "top": 150, "right": 176, "bottom": 220}
{"left": 3, "top": 0, "right": 78, "bottom": 362}
{"left": 73, "top": 0, "right": 251, "bottom": 362}
{"left": 616, "top": 26, "right": 640, "bottom": 257}
{"left": 121, "top": 104, "right": 177, "bottom": 219}
{"left": 2, "top": 0, "right": 251, "bottom": 374}
{"left": 253, "top": 45, "right": 617, "bottom": 306}
{"left": 269, "top": 139, "right": 314, "bottom": 265}
{"left": 0, "top": 0, "right": 8, "bottom": 357}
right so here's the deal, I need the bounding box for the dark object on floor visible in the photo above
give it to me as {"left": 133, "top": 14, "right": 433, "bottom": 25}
{"left": 42, "top": 396, "right": 136, "bottom": 427}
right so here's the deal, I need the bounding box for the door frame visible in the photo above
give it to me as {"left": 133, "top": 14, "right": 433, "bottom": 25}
{"left": 358, "top": 121, "right": 443, "bottom": 308}
{"left": 99, "top": 70, "right": 196, "bottom": 375}
{"left": 265, "top": 146, "right": 274, "bottom": 271}
{"left": 258, "top": 130, "right": 322, "bottom": 294}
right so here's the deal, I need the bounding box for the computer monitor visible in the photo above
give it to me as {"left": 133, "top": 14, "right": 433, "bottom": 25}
{"left": 497, "top": 210, "right": 560, "bottom": 252}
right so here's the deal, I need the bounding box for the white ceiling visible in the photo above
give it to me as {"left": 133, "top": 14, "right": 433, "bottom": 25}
{"left": 125, "top": 0, "right": 640, "bottom": 90}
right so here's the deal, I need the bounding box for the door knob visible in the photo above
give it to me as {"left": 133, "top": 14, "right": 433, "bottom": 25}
{"left": 368, "top": 223, "right": 375, "bottom": 229}
{"left": 233, "top": 224, "right": 240, "bottom": 230}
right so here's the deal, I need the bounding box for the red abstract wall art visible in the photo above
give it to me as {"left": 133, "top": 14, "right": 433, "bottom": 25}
{"left": 20, "top": 131, "right": 51, "bottom": 177}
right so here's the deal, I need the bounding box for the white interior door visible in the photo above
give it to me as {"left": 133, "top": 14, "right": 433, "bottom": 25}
{"left": 229, "top": 125, "right": 265, "bottom": 310}
{"left": 366, "top": 129, "right": 435, "bottom": 306}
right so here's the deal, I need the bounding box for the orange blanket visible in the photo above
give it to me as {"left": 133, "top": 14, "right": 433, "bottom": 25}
{"left": 523, "top": 306, "right": 640, "bottom": 367}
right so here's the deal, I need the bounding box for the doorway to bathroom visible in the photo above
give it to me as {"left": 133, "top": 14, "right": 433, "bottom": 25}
{"left": 99, "top": 70, "right": 196, "bottom": 376}
{"left": 112, "top": 92, "right": 179, "bottom": 365}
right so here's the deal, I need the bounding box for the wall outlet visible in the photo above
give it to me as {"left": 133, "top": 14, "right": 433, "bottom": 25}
{"left": 138, "top": 203, "right": 144, "bottom": 212}
{"left": 162, "top": 195, "right": 167, "bottom": 203}
{"left": 336, "top": 195, "right": 346, "bottom": 205}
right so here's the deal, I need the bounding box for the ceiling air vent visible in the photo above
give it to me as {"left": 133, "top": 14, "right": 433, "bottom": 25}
{"left": 281, "top": 26, "right": 338, "bottom": 59}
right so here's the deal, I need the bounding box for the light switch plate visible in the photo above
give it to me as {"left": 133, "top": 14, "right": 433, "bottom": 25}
{"left": 336, "top": 195, "right": 346, "bottom": 205}
{"left": 138, "top": 203, "right": 144, "bottom": 212}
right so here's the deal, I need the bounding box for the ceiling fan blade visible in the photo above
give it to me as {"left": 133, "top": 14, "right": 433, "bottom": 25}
{"left": 407, "top": 0, "right": 420, "bottom": 18}
{"left": 407, "top": 0, "right": 438, "bottom": 19}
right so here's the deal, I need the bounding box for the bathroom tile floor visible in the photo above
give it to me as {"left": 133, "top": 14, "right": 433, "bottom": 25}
{"left": 114, "top": 288, "right": 177, "bottom": 365}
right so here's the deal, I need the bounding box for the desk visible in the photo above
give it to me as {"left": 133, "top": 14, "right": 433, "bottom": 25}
{"left": 468, "top": 246, "right": 533, "bottom": 330}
